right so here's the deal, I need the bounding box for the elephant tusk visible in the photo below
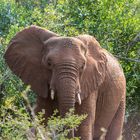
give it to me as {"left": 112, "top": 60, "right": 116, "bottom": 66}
{"left": 77, "top": 93, "right": 81, "bottom": 105}
{"left": 51, "top": 89, "right": 55, "bottom": 100}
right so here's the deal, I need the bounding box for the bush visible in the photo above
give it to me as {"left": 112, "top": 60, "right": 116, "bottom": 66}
{"left": 0, "top": 87, "right": 86, "bottom": 140}
{"left": 0, "top": 0, "right": 140, "bottom": 139}
{"left": 0, "top": 106, "right": 86, "bottom": 140}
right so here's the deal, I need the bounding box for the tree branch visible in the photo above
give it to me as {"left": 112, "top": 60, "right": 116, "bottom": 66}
{"left": 128, "top": 32, "right": 140, "bottom": 47}
{"left": 114, "top": 55, "right": 140, "bottom": 63}
{"left": 126, "top": 32, "right": 140, "bottom": 54}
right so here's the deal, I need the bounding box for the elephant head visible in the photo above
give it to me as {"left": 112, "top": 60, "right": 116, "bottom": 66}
{"left": 4, "top": 26, "right": 106, "bottom": 116}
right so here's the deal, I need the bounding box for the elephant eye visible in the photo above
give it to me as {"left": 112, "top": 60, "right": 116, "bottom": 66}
{"left": 81, "top": 65, "right": 84, "bottom": 70}
{"left": 47, "top": 58, "right": 53, "bottom": 69}
{"left": 80, "top": 62, "right": 86, "bottom": 70}
{"left": 48, "top": 61, "right": 51, "bottom": 66}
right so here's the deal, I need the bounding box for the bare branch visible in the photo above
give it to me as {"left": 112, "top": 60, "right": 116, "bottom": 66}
{"left": 128, "top": 32, "right": 140, "bottom": 47}
{"left": 114, "top": 55, "right": 140, "bottom": 63}
{"left": 126, "top": 32, "right": 140, "bottom": 54}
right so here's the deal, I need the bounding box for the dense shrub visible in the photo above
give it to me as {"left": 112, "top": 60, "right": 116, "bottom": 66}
{"left": 0, "top": 86, "right": 86, "bottom": 140}
{"left": 0, "top": 0, "right": 140, "bottom": 139}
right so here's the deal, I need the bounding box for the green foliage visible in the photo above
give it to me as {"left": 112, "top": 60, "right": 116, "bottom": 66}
{"left": 47, "top": 109, "right": 86, "bottom": 140}
{"left": 0, "top": 106, "right": 31, "bottom": 139}
{"left": 0, "top": 0, "right": 140, "bottom": 139}
{"left": 0, "top": 105, "right": 85, "bottom": 140}
{"left": 0, "top": 87, "right": 86, "bottom": 140}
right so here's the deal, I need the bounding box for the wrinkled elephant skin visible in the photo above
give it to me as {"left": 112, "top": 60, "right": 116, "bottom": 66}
{"left": 4, "top": 26, "right": 126, "bottom": 140}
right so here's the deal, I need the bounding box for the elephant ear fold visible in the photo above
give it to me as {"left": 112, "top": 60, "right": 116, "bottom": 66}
{"left": 4, "top": 25, "right": 59, "bottom": 98}
{"left": 77, "top": 35, "right": 107, "bottom": 99}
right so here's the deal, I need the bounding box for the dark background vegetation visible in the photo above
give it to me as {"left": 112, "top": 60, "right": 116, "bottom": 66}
{"left": 0, "top": 0, "right": 140, "bottom": 139}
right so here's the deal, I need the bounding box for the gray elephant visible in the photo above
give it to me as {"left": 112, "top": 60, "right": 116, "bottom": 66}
{"left": 4, "top": 25, "right": 126, "bottom": 140}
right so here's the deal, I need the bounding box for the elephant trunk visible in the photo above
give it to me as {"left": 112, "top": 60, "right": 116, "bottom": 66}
{"left": 56, "top": 78, "right": 76, "bottom": 138}
{"left": 55, "top": 63, "right": 78, "bottom": 116}
{"left": 57, "top": 77, "right": 76, "bottom": 116}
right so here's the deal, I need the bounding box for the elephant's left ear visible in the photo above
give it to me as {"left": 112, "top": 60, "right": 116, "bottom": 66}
{"left": 76, "top": 35, "right": 107, "bottom": 99}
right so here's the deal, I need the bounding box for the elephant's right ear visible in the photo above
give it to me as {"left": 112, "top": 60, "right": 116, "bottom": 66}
{"left": 4, "top": 25, "right": 59, "bottom": 98}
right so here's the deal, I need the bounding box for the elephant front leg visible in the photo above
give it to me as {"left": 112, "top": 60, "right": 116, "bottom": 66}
{"left": 34, "top": 95, "right": 55, "bottom": 124}
{"left": 75, "top": 94, "right": 96, "bottom": 140}
{"left": 77, "top": 116, "right": 93, "bottom": 140}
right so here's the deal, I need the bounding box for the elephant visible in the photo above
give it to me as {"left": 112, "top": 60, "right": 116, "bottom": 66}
{"left": 4, "top": 25, "right": 126, "bottom": 140}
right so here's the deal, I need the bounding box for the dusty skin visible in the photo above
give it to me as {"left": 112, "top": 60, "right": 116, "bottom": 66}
{"left": 4, "top": 25, "right": 126, "bottom": 140}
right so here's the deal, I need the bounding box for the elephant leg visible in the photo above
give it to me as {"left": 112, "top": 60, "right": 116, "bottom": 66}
{"left": 105, "top": 100, "right": 125, "bottom": 140}
{"left": 34, "top": 95, "right": 56, "bottom": 124}
{"left": 78, "top": 116, "right": 93, "bottom": 140}
{"left": 75, "top": 93, "right": 97, "bottom": 140}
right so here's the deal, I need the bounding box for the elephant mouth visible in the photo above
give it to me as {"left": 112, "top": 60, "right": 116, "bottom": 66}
{"left": 49, "top": 87, "right": 81, "bottom": 105}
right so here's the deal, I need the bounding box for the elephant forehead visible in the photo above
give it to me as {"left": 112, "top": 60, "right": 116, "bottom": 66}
{"left": 46, "top": 37, "right": 82, "bottom": 49}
